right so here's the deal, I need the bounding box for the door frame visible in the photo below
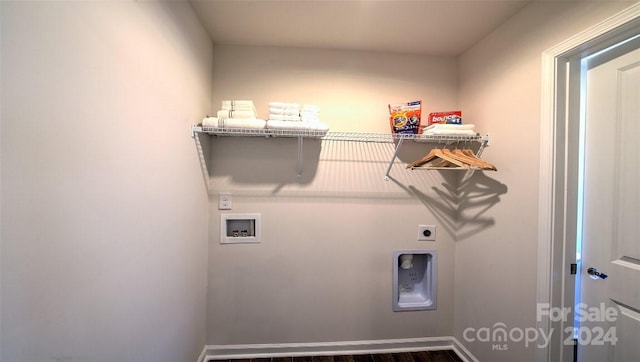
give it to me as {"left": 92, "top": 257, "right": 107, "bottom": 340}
{"left": 537, "top": 3, "right": 640, "bottom": 362}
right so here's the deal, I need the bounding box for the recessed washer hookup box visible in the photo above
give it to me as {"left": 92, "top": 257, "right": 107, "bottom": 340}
{"left": 220, "top": 213, "right": 261, "bottom": 244}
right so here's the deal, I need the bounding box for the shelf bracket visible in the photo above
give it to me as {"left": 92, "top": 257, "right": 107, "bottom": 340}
{"left": 296, "top": 136, "right": 303, "bottom": 179}
{"left": 384, "top": 136, "right": 405, "bottom": 181}
{"left": 192, "top": 129, "right": 210, "bottom": 192}
{"left": 476, "top": 137, "right": 488, "bottom": 157}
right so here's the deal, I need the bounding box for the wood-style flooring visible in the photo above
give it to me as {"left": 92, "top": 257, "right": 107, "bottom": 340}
{"left": 218, "top": 350, "right": 463, "bottom": 362}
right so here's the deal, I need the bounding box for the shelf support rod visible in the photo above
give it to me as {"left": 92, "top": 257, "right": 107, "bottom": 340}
{"left": 475, "top": 137, "right": 488, "bottom": 157}
{"left": 296, "top": 136, "right": 303, "bottom": 179}
{"left": 193, "top": 131, "right": 210, "bottom": 192}
{"left": 384, "top": 136, "right": 405, "bottom": 181}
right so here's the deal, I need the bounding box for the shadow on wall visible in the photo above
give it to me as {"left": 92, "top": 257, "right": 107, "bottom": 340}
{"left": 204, "top": 136, "right": 430, "bottom": 198}
{"left": 207, "top": 136, "right": 322, "bottom": 186}
{"left": 408, "top": 171, "right": 508, "bottom": 241}
{"left": 202, "top": 135, "right": 507, "bottom": 232}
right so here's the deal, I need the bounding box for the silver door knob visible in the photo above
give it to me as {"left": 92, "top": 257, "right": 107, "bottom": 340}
{"left": 587, "top": 267, "right": 608, "bottom": 279}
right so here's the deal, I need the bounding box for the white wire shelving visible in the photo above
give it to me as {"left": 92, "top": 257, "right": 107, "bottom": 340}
{"left": 191, "top": 125, "right": 490, "bottom": 182}
{"left": 192, "top": 125, "right": 486, "bottom": 142}
{"left": 194, "top": 125, "right": 327, "bottom": 139}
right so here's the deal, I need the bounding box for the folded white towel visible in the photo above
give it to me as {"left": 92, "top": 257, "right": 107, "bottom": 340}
{"left": 269, "top": 114, "right": 301, "bottom": 122}
{"left": 423, "top": 129, "right": 477, "bottom": 136}
{"left": 221, "top": 104, "right": 256, "bottom": 112}
{"left": 221, "top": 100, "right": 254, "bottom": 107}
{"left": 300, "top": 115, "right": 320, "bottom": 122}
{"left": 269, "top": 101, "right": 300, "bottom": 109}
{"left": 425, "top": 124, "right": 475, "bottom": 130}
{"left": 217, "top": 109, "right": 257, "bottom": 119}
{"left": 220, "top": 100, "right": 257, "bottom": 114}
{"left": 202, "top": 117, "right": 266, "bottom": 130}
{"left": 269, "top": 107, "right": 300, "bottom": 116}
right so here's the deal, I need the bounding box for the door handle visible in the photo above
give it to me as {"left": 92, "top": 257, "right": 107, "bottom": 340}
{"left": 587, "top": 267, "right": 608, "bottom": 279}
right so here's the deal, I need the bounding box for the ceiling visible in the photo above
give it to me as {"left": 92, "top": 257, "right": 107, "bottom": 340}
{"left": 189, "top": 0, "right": 532, "bottom": 56}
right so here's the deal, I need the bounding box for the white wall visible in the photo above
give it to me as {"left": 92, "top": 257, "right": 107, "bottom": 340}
{"left": 1, "top": 2, "right": 212, "bottom": 361}
{"left": 205, "top": 45, "right": 463, "bottom": 344}
{"left": 456, "top": 2, "right": 634, "bottom": 361}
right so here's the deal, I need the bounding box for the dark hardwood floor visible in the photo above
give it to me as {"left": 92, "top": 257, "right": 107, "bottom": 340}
{"left": 218, "top": 350, "right": 463, "bottom": 362}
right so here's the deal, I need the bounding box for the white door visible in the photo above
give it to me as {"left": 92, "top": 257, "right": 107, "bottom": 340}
{"left": 580, "top": 44, "right": 640, "bottom": 361}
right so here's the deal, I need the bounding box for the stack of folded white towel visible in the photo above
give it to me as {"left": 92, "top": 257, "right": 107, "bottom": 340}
{"left": 300, "top": 104, "right": 320, "bottom": 122}
{"left": 421, "top": 124, "right": 477, "bottom": 136}
{"left": 268, "top": 102, "right": 301, "bottom": 122}
{"left": 218, "top": 100, "right": 257, "bottom": 119}
{"left": 202, "top": 100, "right": 266, "bottom": 130}
{"left": 266, "top": 101, "right": 329, "bottom": 135}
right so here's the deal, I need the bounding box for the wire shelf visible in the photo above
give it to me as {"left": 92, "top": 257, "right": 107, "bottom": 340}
{"left": 193, "top": 126, "right": 488, "bottom": 144}
{"left": 322, "top": 132, "right": 486, "bottom": 143}
{"left": 197, "top": 126, "right": 327, "bottom": 138}
{"left": 191, "top": 124, "right": 490, "bottom": 181}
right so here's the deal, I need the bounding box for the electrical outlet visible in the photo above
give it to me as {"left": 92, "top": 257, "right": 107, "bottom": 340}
{"left": 417, "top": 225, "right": 436, "bottom": 241}
{"left": 218, "top": 192, "right": 232, "bottom": 210}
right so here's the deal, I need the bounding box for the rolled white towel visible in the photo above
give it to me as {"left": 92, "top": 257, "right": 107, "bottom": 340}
{"left": 202, "top": 117, "right": 266, "bottom": 130}
{"left": 202, "top": 117, "right": 223, "bottom": 129}
{"left": 305, "top": 121, "right": 329, "bottom": 132}
{"left": 217, "top": 109, "right": 257, "bottom": 119}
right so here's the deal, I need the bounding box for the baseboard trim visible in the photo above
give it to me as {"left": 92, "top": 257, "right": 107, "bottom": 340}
{"left": 198, "top": 337, "right": 478, "bottom": 362}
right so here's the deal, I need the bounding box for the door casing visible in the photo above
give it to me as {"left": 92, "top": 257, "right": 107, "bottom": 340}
{"left": 537, "top": 3, "right": 640, "bottom": 362}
